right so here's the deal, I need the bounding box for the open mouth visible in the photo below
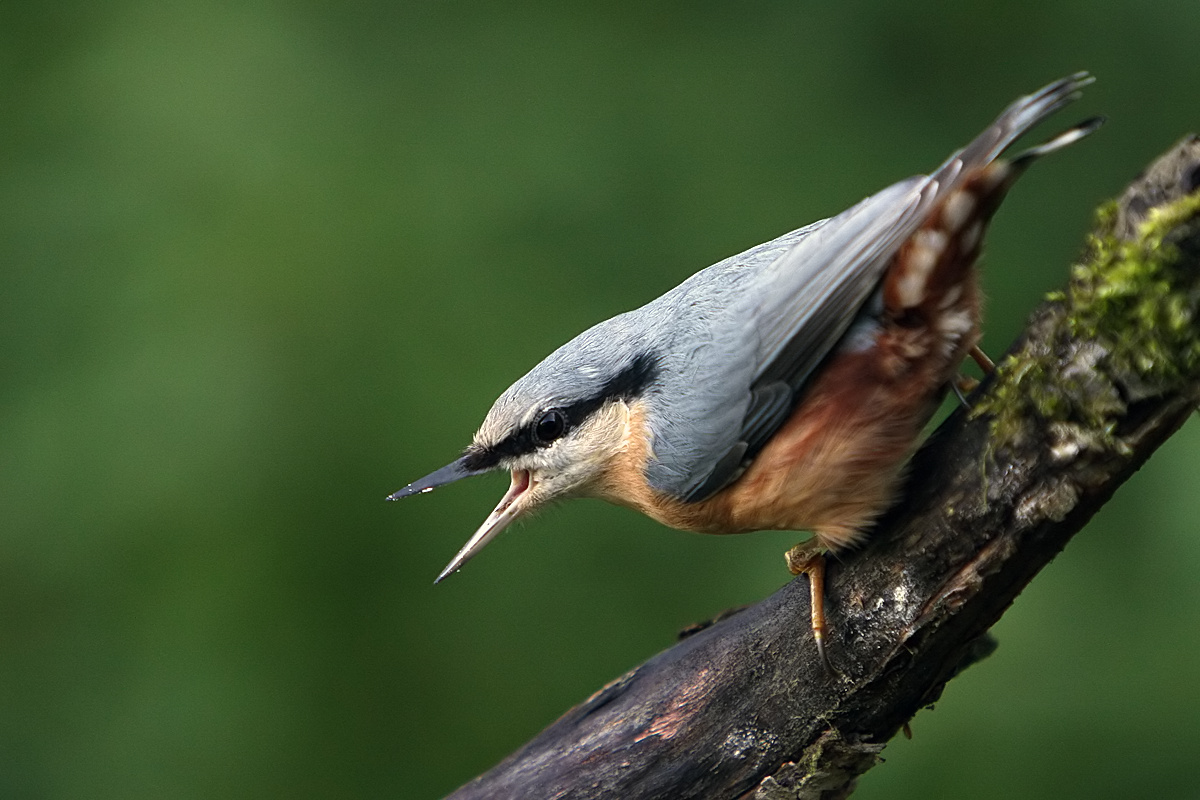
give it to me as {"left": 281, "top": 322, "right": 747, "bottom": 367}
{"left": 435, "top": 469, "right": 536, "bottom": 583}
{"left": 494, "top": 469, "right": 533, "bottom": 517}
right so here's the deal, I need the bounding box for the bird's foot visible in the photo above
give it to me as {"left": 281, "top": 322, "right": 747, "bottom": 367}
{"left": 950, "top": 344, "right": 994, "bottom": 409}
{"left": 951, "top": 374, "right": 980, "bottom": 409}
{"left": 969, "top": 344, "right": 995, "bottom": 374}
{"left": 784, "top": 542, "right": 840, "bottom": 677}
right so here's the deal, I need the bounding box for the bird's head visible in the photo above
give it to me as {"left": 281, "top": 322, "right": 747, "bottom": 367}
{"left": 390, "top": 331, "right": 659, "bottom": 582}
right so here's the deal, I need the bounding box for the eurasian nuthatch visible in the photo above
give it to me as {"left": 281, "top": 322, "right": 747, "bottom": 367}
{"left": 390, "top": 73, "right": 1101, "bottom": 669}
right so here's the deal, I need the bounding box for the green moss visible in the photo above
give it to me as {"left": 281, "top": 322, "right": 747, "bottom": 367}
{"left": 1069, "top": 193, "right": 1200, "bottom": 379}
{"left": 974, "top": 190, "right": 1200, "bottom": 449}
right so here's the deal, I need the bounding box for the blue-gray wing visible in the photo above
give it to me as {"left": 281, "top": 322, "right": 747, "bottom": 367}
{"left": 659, "top": 73, "right": 1094, "bottom": 502}
{"left": 666, "top": 177, "right": 934, "bottom": 501}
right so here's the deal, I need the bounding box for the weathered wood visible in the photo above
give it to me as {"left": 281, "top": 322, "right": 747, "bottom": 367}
{"left": 445, "top": 136, "right": 1200, "bottom": 800}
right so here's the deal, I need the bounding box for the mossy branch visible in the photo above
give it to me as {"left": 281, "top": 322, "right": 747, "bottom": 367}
{"left": 443, "top": 136, "right": 1200, "bottom": 800}
{"left": 977, "top": 150, "right": 1200, "bottom": 451}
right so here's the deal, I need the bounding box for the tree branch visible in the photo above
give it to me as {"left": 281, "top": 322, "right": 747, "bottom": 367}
{"left": 445, "top": 136, "right": 1200, "bottom": 800}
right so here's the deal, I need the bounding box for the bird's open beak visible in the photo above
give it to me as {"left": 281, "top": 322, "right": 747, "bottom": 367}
{"left": 434, "top": 469, "right": 535, "bottom": 583}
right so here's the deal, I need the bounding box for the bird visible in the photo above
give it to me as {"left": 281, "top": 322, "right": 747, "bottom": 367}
{"left": 389, "top": 73, "right": 1101, "bottom": 670}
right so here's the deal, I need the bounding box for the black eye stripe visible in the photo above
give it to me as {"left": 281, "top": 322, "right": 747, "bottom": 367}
{"left": 462, "top": 352, "right": 659, "bottom": 470}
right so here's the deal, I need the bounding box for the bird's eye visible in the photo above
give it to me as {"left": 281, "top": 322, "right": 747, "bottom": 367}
{"left": 533, "top": 410, "right": 567, "bottom": 445}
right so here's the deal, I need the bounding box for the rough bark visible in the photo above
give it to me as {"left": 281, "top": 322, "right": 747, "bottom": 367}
{"left": 445, "top": 136, "right": 1200, "bottom": 800}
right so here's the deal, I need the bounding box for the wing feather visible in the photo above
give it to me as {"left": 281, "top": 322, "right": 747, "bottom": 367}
{"left": 676, "top": 73, "right": 1094, "bottom": 500}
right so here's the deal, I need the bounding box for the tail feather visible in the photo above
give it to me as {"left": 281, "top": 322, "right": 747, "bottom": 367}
{"left": 1010, "top": 115, "right": 1107, "bottom": 170}
{"left": 929, "top": 72, "right": 1096, "bottom": 190}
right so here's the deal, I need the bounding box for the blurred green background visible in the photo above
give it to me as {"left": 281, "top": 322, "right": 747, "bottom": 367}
{"left": 3, "top": 2, "right": 1199, "bottom": 798}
